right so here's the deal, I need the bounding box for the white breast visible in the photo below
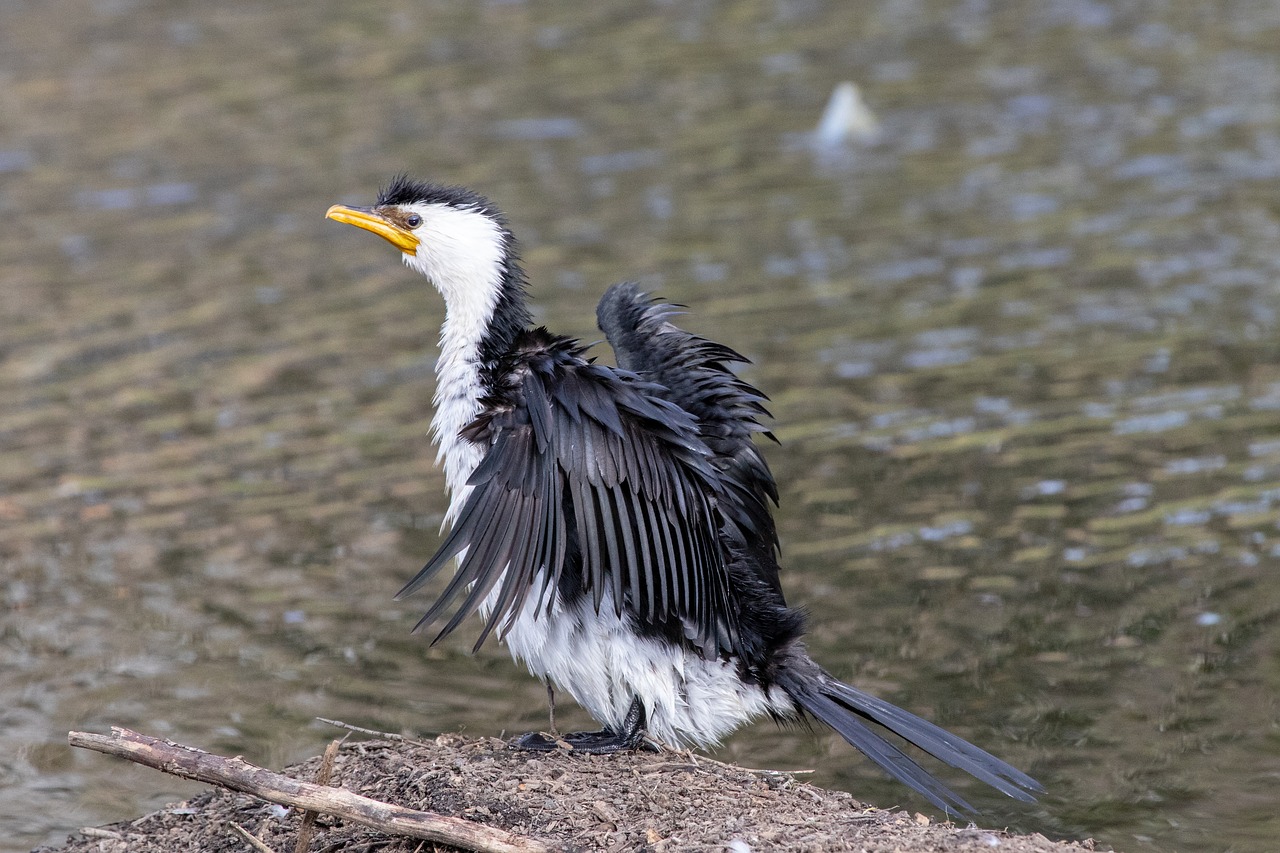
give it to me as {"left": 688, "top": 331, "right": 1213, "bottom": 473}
{"left": 496, "top": 582, "right": 795, "bottom": 747}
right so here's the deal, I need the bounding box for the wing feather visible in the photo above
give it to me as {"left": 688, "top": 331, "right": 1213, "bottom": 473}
{"left": 400, "top": 330, "right": 739, "bottom": 658}
{"left": 597, "top": 282, "right": 782, "bottom": 599}
{"left": 476, "top": 494, "right": 541, "bottom": 648}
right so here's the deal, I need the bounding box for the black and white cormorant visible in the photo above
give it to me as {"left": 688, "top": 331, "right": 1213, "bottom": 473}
{"left": 326, "top": 178, "right": 1043, "bottom": 814}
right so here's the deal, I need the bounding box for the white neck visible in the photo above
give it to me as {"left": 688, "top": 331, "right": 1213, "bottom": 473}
{"left": 401, "top": 202, "right": 513, "bottom": 513}
{"left": 430, "top": 309, "right": 492, "bottom": 506}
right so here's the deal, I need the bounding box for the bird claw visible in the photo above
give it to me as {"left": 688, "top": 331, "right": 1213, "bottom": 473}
{"left": 512, "top": 696, "right": 656, "bottom": 754}
{"left": 513, "top": 729, "right": 656, "bottom": 754}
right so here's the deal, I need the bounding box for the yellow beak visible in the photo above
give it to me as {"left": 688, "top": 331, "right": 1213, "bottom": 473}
{"left": 325, "top": 204, "right": 420, "bottom": 255}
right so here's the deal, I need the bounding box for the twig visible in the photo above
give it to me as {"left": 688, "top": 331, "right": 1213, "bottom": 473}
{"left": 230, "top": 820, "right": 279, "bottom": 853}
{"left": 69, "top": 727, "right": 547, "bottom": 853}
{"left": 644, "top": 742, "right": 815, "bottom": 778}
{"left": 315, "top": 718, "right": 435, "bottom": 748}
{"left": 295, "top": 738, "right": 341, "bottom": 853}
{"left": 672, "top": 746, "right": 816, "bottom": 777}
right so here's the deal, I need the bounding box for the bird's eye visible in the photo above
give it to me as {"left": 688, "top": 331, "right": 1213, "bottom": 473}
{"left": 405, "top": 213, "right": 422, "bottom": 228}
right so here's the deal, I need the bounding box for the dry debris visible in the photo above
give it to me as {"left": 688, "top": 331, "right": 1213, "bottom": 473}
{"left": 39, "top": 733, "right": 1102, "bottom": 853}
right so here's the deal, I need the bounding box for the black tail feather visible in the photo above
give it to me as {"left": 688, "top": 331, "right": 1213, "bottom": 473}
{"left": 775, "top": 647, "right": 1043, "bottom": 815}
{"left": 794, "top": 683, "right": 978, "bottom": 814}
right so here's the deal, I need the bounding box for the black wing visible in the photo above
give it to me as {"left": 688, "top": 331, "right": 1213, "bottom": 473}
{"left": 398, "top": 331, "right": 739, "bottom": 658}
{"left": 597, "top": 282, "right": 781, "bottom": 592}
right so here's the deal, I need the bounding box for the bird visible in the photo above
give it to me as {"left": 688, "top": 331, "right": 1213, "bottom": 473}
{"left": 325, "top": 177, "right": 1043, "bottom": 814}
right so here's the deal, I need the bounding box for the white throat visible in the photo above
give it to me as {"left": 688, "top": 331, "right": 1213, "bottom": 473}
{"left": 402, "top": 202, "right": 512, "bottom": 510}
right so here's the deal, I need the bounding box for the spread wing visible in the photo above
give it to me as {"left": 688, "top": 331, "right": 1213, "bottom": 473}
{"left": 397, "top": 333, "right": 739, "bottom": 658}
{"left": 597, "top": 282, "right": 782, "bottom": 593}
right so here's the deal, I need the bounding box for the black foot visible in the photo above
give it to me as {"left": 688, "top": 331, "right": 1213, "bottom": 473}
{"left": 514, "top": 696, "right": 657, "bottom": 754}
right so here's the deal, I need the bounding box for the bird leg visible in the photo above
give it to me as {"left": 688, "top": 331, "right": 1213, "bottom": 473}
{"left": 514, "top": 696, "right": 656, "bottom": 754}
{"left": 546, "top": 682, "right": 558, "bottom": 736}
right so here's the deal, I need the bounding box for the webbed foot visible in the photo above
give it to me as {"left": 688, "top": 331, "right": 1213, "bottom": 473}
{"left": 514, "top": 696, "right": 656, "bottom": 754}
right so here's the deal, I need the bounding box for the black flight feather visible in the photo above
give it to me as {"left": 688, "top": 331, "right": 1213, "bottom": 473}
{"left": 413, "top": 329, "right": 741, "bottom": 659}
{"left": 598, "top": 282, "right": 781, "bottom": 592}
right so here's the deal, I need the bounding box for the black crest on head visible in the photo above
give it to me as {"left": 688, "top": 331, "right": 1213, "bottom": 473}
{"left": 377, "top": 176, "right": 507, "bottom": 224}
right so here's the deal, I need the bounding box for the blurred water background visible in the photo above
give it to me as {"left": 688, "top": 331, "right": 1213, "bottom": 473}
{"left": 4, "top": 1, "right": 1280, "bottom": 850}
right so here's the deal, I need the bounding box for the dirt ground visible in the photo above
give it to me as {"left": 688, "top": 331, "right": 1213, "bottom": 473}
{"left": 38, "top": 733, "right": 1102, "bottom": 853}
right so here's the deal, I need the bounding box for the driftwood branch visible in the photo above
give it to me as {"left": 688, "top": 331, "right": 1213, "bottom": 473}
{"left": 68, "top": 727, "right": 547, "bottom": 853}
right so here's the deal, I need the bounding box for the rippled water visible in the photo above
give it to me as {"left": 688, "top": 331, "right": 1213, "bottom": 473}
{"left": 5, "top": 1, "right": 1280, "bottom": 851}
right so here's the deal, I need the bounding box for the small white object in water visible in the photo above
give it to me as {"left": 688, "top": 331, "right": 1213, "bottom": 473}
{"left": 1035, "top": 479, "right": 1067, "bottom": 496}
{"left": 813, "top": 82, "right": 881, "bottom": 147}
{"left": 1196, "top": 612, "right": 1222, "bottom": 627}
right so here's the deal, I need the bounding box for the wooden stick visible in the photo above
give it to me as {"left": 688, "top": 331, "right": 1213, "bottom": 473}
{"left": 68, "top": 727, "right": 547, "bottom": 853}
{"left": 230, "top": 821, "right": 279, "bottom": 853}
{"left": 314, "top": 717, "right": 434, "bottom": 748}
{"left": 293, "top": 738, "right": 340, "bottom": 853}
